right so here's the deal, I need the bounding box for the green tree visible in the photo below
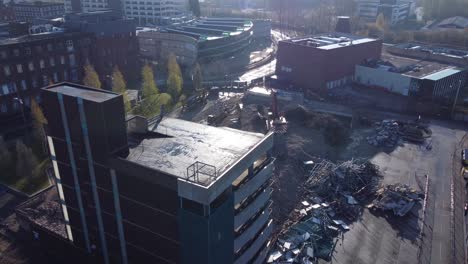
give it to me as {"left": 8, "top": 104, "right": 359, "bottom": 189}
{"left": 16, "top": 140, "right": 39, "bottom": 179}
{"left": 133, "top": 93, "right": 172, "bottom": 118}
{"left": 112, "top": 66, "right": 131, "bottom": 113}
{"left": 193, "top": 63, "right": 203, "bottom": 92}
{"left": 167, "top": 53, "right": 183, "bottom": 100}
{"left": 83, "top": 64, "right": 101, "bottom": 89}
{"left": 189, "top": 0, "right": 201, "bottom": 17}
{"left": 141, "top": 64, "right": 159, "bottom": 98}
{"left": 31, "top": 99, "right": 48, "bottom": 157}
{"left": 376, "top": 13, "right": 387, "bottom": 32}
{"left": 0, "top": 136, "right": 12, "bottom": 172}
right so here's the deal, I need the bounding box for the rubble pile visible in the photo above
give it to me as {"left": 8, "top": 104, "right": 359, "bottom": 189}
{"left": 368, "top": 184, "right": 424, "bottom": 216}
{"left": 268, "top": 159, "right": 382, "bottom": 263}
{"left": 366, "top": 120, "right": 400, "bottom": 147}
{"left": 367, "top": 119, "right": 433, "bottom": 147}
{"left": 306, "top": 159, "right": 382, "bottom": 203}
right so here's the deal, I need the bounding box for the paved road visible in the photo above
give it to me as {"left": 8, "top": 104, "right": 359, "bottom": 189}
{"left": 326, "top": 122, "right": 466, "bottom": 264}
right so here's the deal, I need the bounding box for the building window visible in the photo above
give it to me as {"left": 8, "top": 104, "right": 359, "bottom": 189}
{"left": 16, "top": 64, "right": 23, "bottom": 73}
{"left": 32, "top": 77, "right": 38, "bottom": 88}
{"left": 0, "top": 50, "right": 6, "bottom": 59}
{"left": 0, "top": 103, "right": 6, "bottom": 113}
{"left": 53, "top": 72, "right": 58, "bottom": 82}
{"left": 25, "top": 47, "right": 31, "bottom": 55}
{"left": 66, "top": 40, "right": 74, "bottom": 51}
{"left": 71, "top": 69, "right": 78, "bottom": 81}
{"left": 60, "top": 55, "right": 65, "bottom": 65}
{"left": 42, "top": 75, "right": 48, "bottom": 86}
{"left": 3, "top": 66, "right": 11, "bottom": 76}
{"left": 47, "top": 43, "right": 53, "bottom": 51}
{"left": 69, "top": 54, "right": 76, "bottom": 66}
{"left": 49, "top": 57, "right": 55, "bottom": 66}
{"left": 20, "top": 80, "right": 27, "bottom": 90}
{"left": 28, "top": 61, "right": 34, "bottom": 71}
{"left": 13, "top": 49, "right": 19, "bottom": 56}
{"left": 39, "top": 59, "right": 45, "bottom": 69}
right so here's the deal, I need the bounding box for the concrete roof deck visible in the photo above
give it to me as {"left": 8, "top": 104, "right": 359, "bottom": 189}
{"left": 45, "top": 83, "right": 119, "bottom": 102}
{"left": 126, "top": 118, "right": 265, "bottom": 185}
{"left": 378, "top": 53, "right": 456, "bottom": 78}
{"left": 283, "top": 33, "right": 378, "bottom": 50}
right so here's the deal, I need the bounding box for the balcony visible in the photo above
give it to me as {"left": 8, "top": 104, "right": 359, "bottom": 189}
{"left": 234, "top": 220, "right": 273, "bottom": 264}
{"left": 234, "top": 160, "right": 273, "bottom": 205}
{"left": 234, "top": 187, "right": 272, "bottom": 229}
{"left": 234, "top": 208, "right": 270, "bottom": 252}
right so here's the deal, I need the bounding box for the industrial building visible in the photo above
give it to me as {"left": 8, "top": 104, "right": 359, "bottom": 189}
{"left": 276, "top": 33, "right": 382, "bottom": 94}
{"left": 355, "top": 0, "right": 414, "bottom": 25}
{"left": 355, "top": 54, "right": 467, "bottom": 103}
{"left": 36, "top": 82, "right": 275, "bottom": 263}
{"left": 386, "top": 42, "right": 468, "bottom": 67}
{"left": 137, "top": 17, "right": 262, "bottom": 63}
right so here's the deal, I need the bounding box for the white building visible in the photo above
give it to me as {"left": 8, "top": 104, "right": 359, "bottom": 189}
{"left": 355, "top": 0, "right": 414, "bottom": 25}
{"left": 64, "top": 0, "right": 188, "bottom": 25}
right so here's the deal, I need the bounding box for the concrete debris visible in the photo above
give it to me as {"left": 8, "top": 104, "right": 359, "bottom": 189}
{"left": 368, "top": 184, "right": 424, "bottom": 216}
{"left": 367, "top": 119, "right": 432, "bottom": 147}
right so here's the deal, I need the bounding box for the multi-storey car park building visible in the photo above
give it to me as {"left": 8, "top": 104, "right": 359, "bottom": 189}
{"left": 137, "top": 17, "right": 259, "bottom": 65}
{"left": 12, "top": 1, "right": 65, "bottom": 23}
{"left": 355, "top": 0, "right": 414, "bottom": 25}
{"left": 37, "top": 82, "right": 275, "bottom": 264}
{"left": 276, "top": 33, "right": 382, "bottom": 95}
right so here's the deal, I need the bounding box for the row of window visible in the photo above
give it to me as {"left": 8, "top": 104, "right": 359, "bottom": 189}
{"left": 1, "top": 54, "right": 76, "bottom": 76}
{"left": 0, "top": 69, "right": 79, "bottom": 98}
{"left": 0, "top": 40, "right": 74, "bottom": 59}
{"left": 0, "top": 95, "right": 41, "bottom": 113}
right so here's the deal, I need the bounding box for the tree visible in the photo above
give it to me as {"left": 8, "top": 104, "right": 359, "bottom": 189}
{"left": 141, "top": 64, "right": 159, "bottom": 98}
{"left": 376, "top": 13, "right": 387, "bottom": 32}
{"left": 189, "top": 0, "right": 201, "bottom": 17}
{"left": 31, "top": 99, "right": 48, "bottom": 156}
{"left": 133, "top": 93, "right": 172, "bottom": 118}
{"left": 192, "top": 63, "right": 203, "bottom": 92}
{"left": 83, "top": 64, "right": 101, "bottom": 89}
{"left": 112, "top": 66, "right": 131, "bottom": 113}
{"left": 0, "top": 136, "right": 12, "bottom": 172}
{"left": 167, "top": 53, "right": 183, "bottom": 101}
{"left": 15, "top": 140, "right": 39, "bottom": 179}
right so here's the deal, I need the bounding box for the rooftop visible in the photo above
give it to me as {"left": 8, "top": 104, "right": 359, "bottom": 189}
{"left": 0, "top": 31, "right": 86, "bottom": 46}
{"left": 16, "top": 187, "right": 67, "bottom": 239}
{"left": 395, "top": 42, "right": 468, "bottom": 59}
{"left": 362, "top": 53, "right": 460, "bottom": 78}
{"left": 44, "top": 83, "right": 119, "bottom": 103}
{"left": 126, "top": 118, "right": 265, "bottom": 185}
{"left": 283, "top": 33, "right": 378, "bottom": 50}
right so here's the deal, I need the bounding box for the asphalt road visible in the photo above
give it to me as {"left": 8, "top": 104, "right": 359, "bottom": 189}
{"left": 326, "top": 122, "right": 467, "bottom": 264}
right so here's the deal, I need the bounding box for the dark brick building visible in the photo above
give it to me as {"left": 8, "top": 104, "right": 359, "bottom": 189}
{"left": 0, "top": 32, "right": 94, "bottom": 117}
{"left": 64, "top": 11, "right": 139, "bottom": 85}
{"left": 276, "top": 33, "right": 382, "bottom": 95}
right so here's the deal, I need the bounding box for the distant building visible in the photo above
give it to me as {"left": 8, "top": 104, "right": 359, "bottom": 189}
{"left": 138, "top": 29, "right": 198, "bottom": 67}
{"left": 36, "top": 83, "right": 275, "bottom": 264}
{"left": 425, "top": 16, "right": 468, "bottom": 30}
{"left": 355, "top": 54, "right": 467, "bottom": 103}
{"left": 64, "top": 11, "right": 139, "bottom": 83}
{"left": 252, "top": 19, "right": 271, "bottom": 39}
{"left": 335, "top": 16, "right": 351, "bottom": 34}
{"left": 387, "top": 43, "right": 468, "bottom": 67}
{"left": 12, "top": 1, "right": 64, "bottom": 23}
{"left": 123, "top": 0, "right": 187, "bottom": 25}
{"left": 355, "top": 0, "right": 414, "bottom": 25}
{"left": 137, "top": 17, "right": 255, "bottom": 64}
{"left": 276, "top": 33, "right": 382, "bottom": 94}
{"left": 0, "top": 31, "right": 94, "bottom": 116}
{"left": 0, "top": 4, "right": 15, "bottom": 22}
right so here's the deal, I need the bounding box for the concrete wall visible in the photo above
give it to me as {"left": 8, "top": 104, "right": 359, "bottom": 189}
{"left": 355, "top": 65, "right": 412, "bottom": 96}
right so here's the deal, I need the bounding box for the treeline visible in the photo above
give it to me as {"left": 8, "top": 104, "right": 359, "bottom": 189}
{"left": 82, "top": 53, "right": 205, "bottom": 118}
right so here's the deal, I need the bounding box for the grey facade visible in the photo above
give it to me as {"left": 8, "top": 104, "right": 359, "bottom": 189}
{"left": 13, "top": 2, "right": 64, "bottom": 23}
{"left": 42, "top": 83, "right": 275, "bottom": 264}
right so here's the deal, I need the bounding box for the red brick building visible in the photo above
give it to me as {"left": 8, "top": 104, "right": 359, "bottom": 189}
{"left": 276, "top": 33, "right": 382, "bottom": 95}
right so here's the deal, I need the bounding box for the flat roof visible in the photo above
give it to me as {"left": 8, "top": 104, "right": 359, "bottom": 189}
{"left": 0, "top": 31, "right": 85, "bottom": 46}
{"left": 126, "top": 118, "right": 265, "bottom": 185}
{"left": 283, "top": 33, "right": 378, "bottom": 50}
{"left": 375, "top": 53, "right": 457, "bottom": 78}
{"left": 16, "top": 187, "right": 67, "bottom": 239}
{"left": 44, "top": 83, "right": 119, "bottom": 103}
{"left": 423, "top": 68, "right": 463, "bottom": 81}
